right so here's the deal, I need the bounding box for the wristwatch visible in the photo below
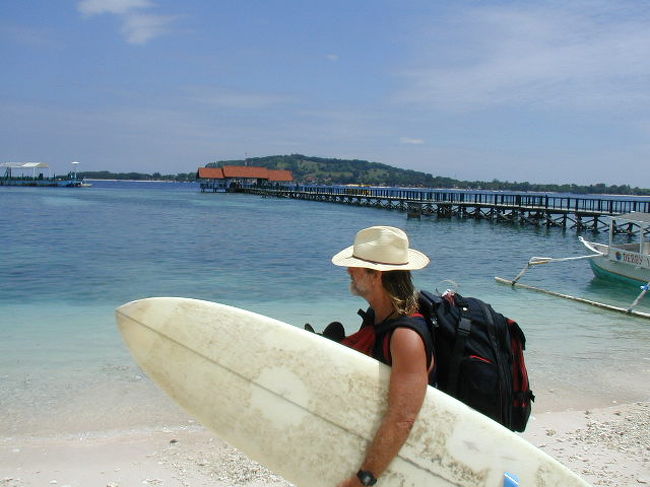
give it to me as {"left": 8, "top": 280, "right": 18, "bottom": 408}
{"left": 356, "top": 470, "right": 377, "bottom": 486}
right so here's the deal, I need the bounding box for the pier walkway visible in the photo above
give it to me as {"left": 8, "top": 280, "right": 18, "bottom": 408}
{"left": 237, "top": 185, "right": 650, "bottom": 233}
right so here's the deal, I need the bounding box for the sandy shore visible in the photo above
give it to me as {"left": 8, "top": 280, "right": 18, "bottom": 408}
{"left": 1, "top": 401, "right": 648, "bottom": 487}
{"left": 522, "top": 401, "right": 649, "bottom": 486}
{"left": 0, "top": 425, "right": 292, "bottom": 487}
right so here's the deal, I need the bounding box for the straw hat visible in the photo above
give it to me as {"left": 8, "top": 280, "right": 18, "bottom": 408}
{"left": 331, "top": 226, "right": 430, "bottom": 271}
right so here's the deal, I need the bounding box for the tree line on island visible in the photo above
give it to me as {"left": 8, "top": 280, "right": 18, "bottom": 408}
{"left": 79, "top": 154, "right": 650, "bottom": 195}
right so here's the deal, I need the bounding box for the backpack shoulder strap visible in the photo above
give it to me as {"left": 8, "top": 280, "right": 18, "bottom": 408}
{"left": 356, "top": 307, "right": 375, "bottom": 330}
{"left": 418, "top": 290, "right": 443, "bottom": 321}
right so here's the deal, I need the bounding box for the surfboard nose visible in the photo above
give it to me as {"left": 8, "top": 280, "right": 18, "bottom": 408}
{"left": 115, "top": 297, "right": 173, "bottom": 360}
{"left": 116, "top": 297, "right": 153, "bottom": 320}
{"left": 116, "top": 297, "right": 209, "bottom": 363}
{"left": 116, "top": 298, "right": 147, "bottom": 335}
{"left": 116, "top": 297, "right": 178, "bottom": 332}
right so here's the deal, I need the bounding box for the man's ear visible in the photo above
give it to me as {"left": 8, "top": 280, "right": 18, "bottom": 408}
{"left": 371, "top": 270, "right": 384, "bottom": 285}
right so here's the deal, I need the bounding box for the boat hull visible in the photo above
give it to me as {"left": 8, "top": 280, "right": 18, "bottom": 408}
{"left": 588, "top": 254, "right": 650, "bottom": 286}
{"left": 580, "top": 235, "right": 650, "bottom": 286}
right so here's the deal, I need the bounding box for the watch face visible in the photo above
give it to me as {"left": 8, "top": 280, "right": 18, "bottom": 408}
{"left": 357, "top": 470, "right": 377, "bottom": 486}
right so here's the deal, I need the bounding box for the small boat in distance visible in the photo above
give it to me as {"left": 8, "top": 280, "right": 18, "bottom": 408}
{"left": 579, "top": 212, "right": 650, "bottom": 286}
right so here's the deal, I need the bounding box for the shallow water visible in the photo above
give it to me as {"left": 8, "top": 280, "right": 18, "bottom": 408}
{"left": 1, "top": 181, "right": 649, "bottom": 435}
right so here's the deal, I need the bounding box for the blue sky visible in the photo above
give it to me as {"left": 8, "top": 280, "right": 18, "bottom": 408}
{"left": 2, "top": 1, "right": 650, "bottom": 186}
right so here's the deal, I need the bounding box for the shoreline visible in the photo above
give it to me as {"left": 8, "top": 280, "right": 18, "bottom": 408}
{"left": 1, "top": 400, "right": 648, "bottom": 487}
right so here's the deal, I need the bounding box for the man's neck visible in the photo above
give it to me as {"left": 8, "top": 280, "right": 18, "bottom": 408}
{"left": 368, "top": 293, "right": 396, "bottom": 324}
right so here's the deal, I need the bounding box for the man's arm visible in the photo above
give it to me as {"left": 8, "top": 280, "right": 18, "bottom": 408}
{"left": 336, "top": 327, "right": 429, "bottom": 486}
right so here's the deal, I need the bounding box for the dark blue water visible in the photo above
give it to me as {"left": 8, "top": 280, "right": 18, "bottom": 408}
{"left": 1, "top": 181, "right": 648, "bottom": 435}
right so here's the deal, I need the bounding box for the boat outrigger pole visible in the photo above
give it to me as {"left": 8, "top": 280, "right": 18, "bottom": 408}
{"left": 628, "top": 282, "right": 650, "bottom": 313}
{"left": 496, "top": 249, "right": 650, "bottom": 320}
{"left": 510, "top": 252, "right": 603, "bottom": 285}
{"left": 495, "top": 276, "right": 650, "bottom": 319}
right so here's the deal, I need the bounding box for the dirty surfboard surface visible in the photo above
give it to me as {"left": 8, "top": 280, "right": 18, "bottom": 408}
{"left": 115, "top": 297, "right": 591, "bottom": 487}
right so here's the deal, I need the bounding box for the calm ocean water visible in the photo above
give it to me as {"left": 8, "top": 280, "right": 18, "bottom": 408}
{"left": 1, "top": 181, "right": 649, "bottom": 435}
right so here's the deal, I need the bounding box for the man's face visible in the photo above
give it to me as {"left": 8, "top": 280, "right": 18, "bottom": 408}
{"left": 347, "top": 267, "right": 375, "bottom": 298}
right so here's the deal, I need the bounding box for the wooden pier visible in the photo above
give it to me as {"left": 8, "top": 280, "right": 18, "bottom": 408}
{"left": 236, "top": 185, "right": 650, "bottom": 233}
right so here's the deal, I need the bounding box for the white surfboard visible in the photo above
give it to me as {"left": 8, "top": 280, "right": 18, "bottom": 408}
{"left": 116, "top": 297, "right": 591, "bottom": 487}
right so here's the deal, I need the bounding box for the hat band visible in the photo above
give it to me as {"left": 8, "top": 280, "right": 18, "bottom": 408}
{"left": 352, "top": 252, "right": 409, "bottom": 266}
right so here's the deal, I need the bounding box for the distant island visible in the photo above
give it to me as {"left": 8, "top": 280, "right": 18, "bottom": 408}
{"left": 80, "top": 170, "right": 196, "bottom": 182}
{"left": 80, "top": 154, "right": 650, "bottom": 195}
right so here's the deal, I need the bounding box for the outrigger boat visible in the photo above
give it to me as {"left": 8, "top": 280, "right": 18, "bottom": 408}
{"left": 496, "top": 212, "right": 650, "bottom": 319}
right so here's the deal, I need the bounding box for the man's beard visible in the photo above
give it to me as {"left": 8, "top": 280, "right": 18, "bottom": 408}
{"left": 350, "top": 274, "right": 371, "bottom": 298}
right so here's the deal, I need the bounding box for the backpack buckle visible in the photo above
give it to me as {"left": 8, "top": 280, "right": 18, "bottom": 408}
{"left": 458, "top": 317, "right": 472, "bottom": 336}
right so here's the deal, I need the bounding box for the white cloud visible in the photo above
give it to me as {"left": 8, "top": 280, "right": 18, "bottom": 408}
{"left": 122, "top": 13, "right": 176, "bottom": 44}
{"left": 400, "top": 137, "right": 424, "bottom": 145}
{"left": 77, "top": 0, "right": 174, "bottom": 44}
{"left": 396, "top": 3, "right": 650, "bottom": 112}
{"left": 78, "top": 0, "right": 152, "bottom": 16}
{"left": 325, "top": 54, "right": 339, "bottom": 62}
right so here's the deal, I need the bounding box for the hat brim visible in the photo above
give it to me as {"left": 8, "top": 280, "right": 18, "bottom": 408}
{"left": 331, "top": 245, "right": 430, "bottom": 271}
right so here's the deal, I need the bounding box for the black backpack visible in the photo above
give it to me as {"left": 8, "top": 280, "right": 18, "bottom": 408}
{"left": 419, "top": 290, "right": 534, "bottom": 432}
{"left": 373, "top": 290, "right": 534, "bottom": 432}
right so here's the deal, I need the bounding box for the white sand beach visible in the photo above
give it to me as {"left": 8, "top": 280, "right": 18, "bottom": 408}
{"left": 2, "top": 399, "right": 648, "bottom": 487}
{"left": 523, "top": 401, "right": 649, "bottom": 486}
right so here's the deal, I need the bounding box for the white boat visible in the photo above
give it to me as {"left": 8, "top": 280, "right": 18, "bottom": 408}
{"left": 579, "top": 212, "right": 650, "bottom": 286}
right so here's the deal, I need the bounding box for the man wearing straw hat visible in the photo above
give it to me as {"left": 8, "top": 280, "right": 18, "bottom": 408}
{"left": 331, "top": 226, "right": 432, "bottom": 487}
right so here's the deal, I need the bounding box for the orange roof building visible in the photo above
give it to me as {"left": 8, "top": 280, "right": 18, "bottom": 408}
{"left": 221, "top": 166, "right": 265, "bottom": 179}
{"left": 268, "top": 169, "right": 293, "bottom": 182}
{"left": 197, "top": 165, "right": 293, "bottom": 192}
{"left": 197, "top": 165, "right": 293, "bottom": 182}
{"left": 196, "top": 167, "right": 225, "bottom": 179}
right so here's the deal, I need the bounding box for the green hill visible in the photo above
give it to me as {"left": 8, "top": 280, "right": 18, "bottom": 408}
{"left": 206, "top": 154, "right": 449, "bottom": 187}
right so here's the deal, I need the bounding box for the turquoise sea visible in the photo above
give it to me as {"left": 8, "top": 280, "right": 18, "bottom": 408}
{"left": 1, "top": 181, "right": 649, "bottom": 436}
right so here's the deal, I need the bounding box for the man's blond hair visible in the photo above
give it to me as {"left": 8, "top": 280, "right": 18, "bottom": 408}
{"left": 363, "top": 269, "right": 418, "bottom": 316}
